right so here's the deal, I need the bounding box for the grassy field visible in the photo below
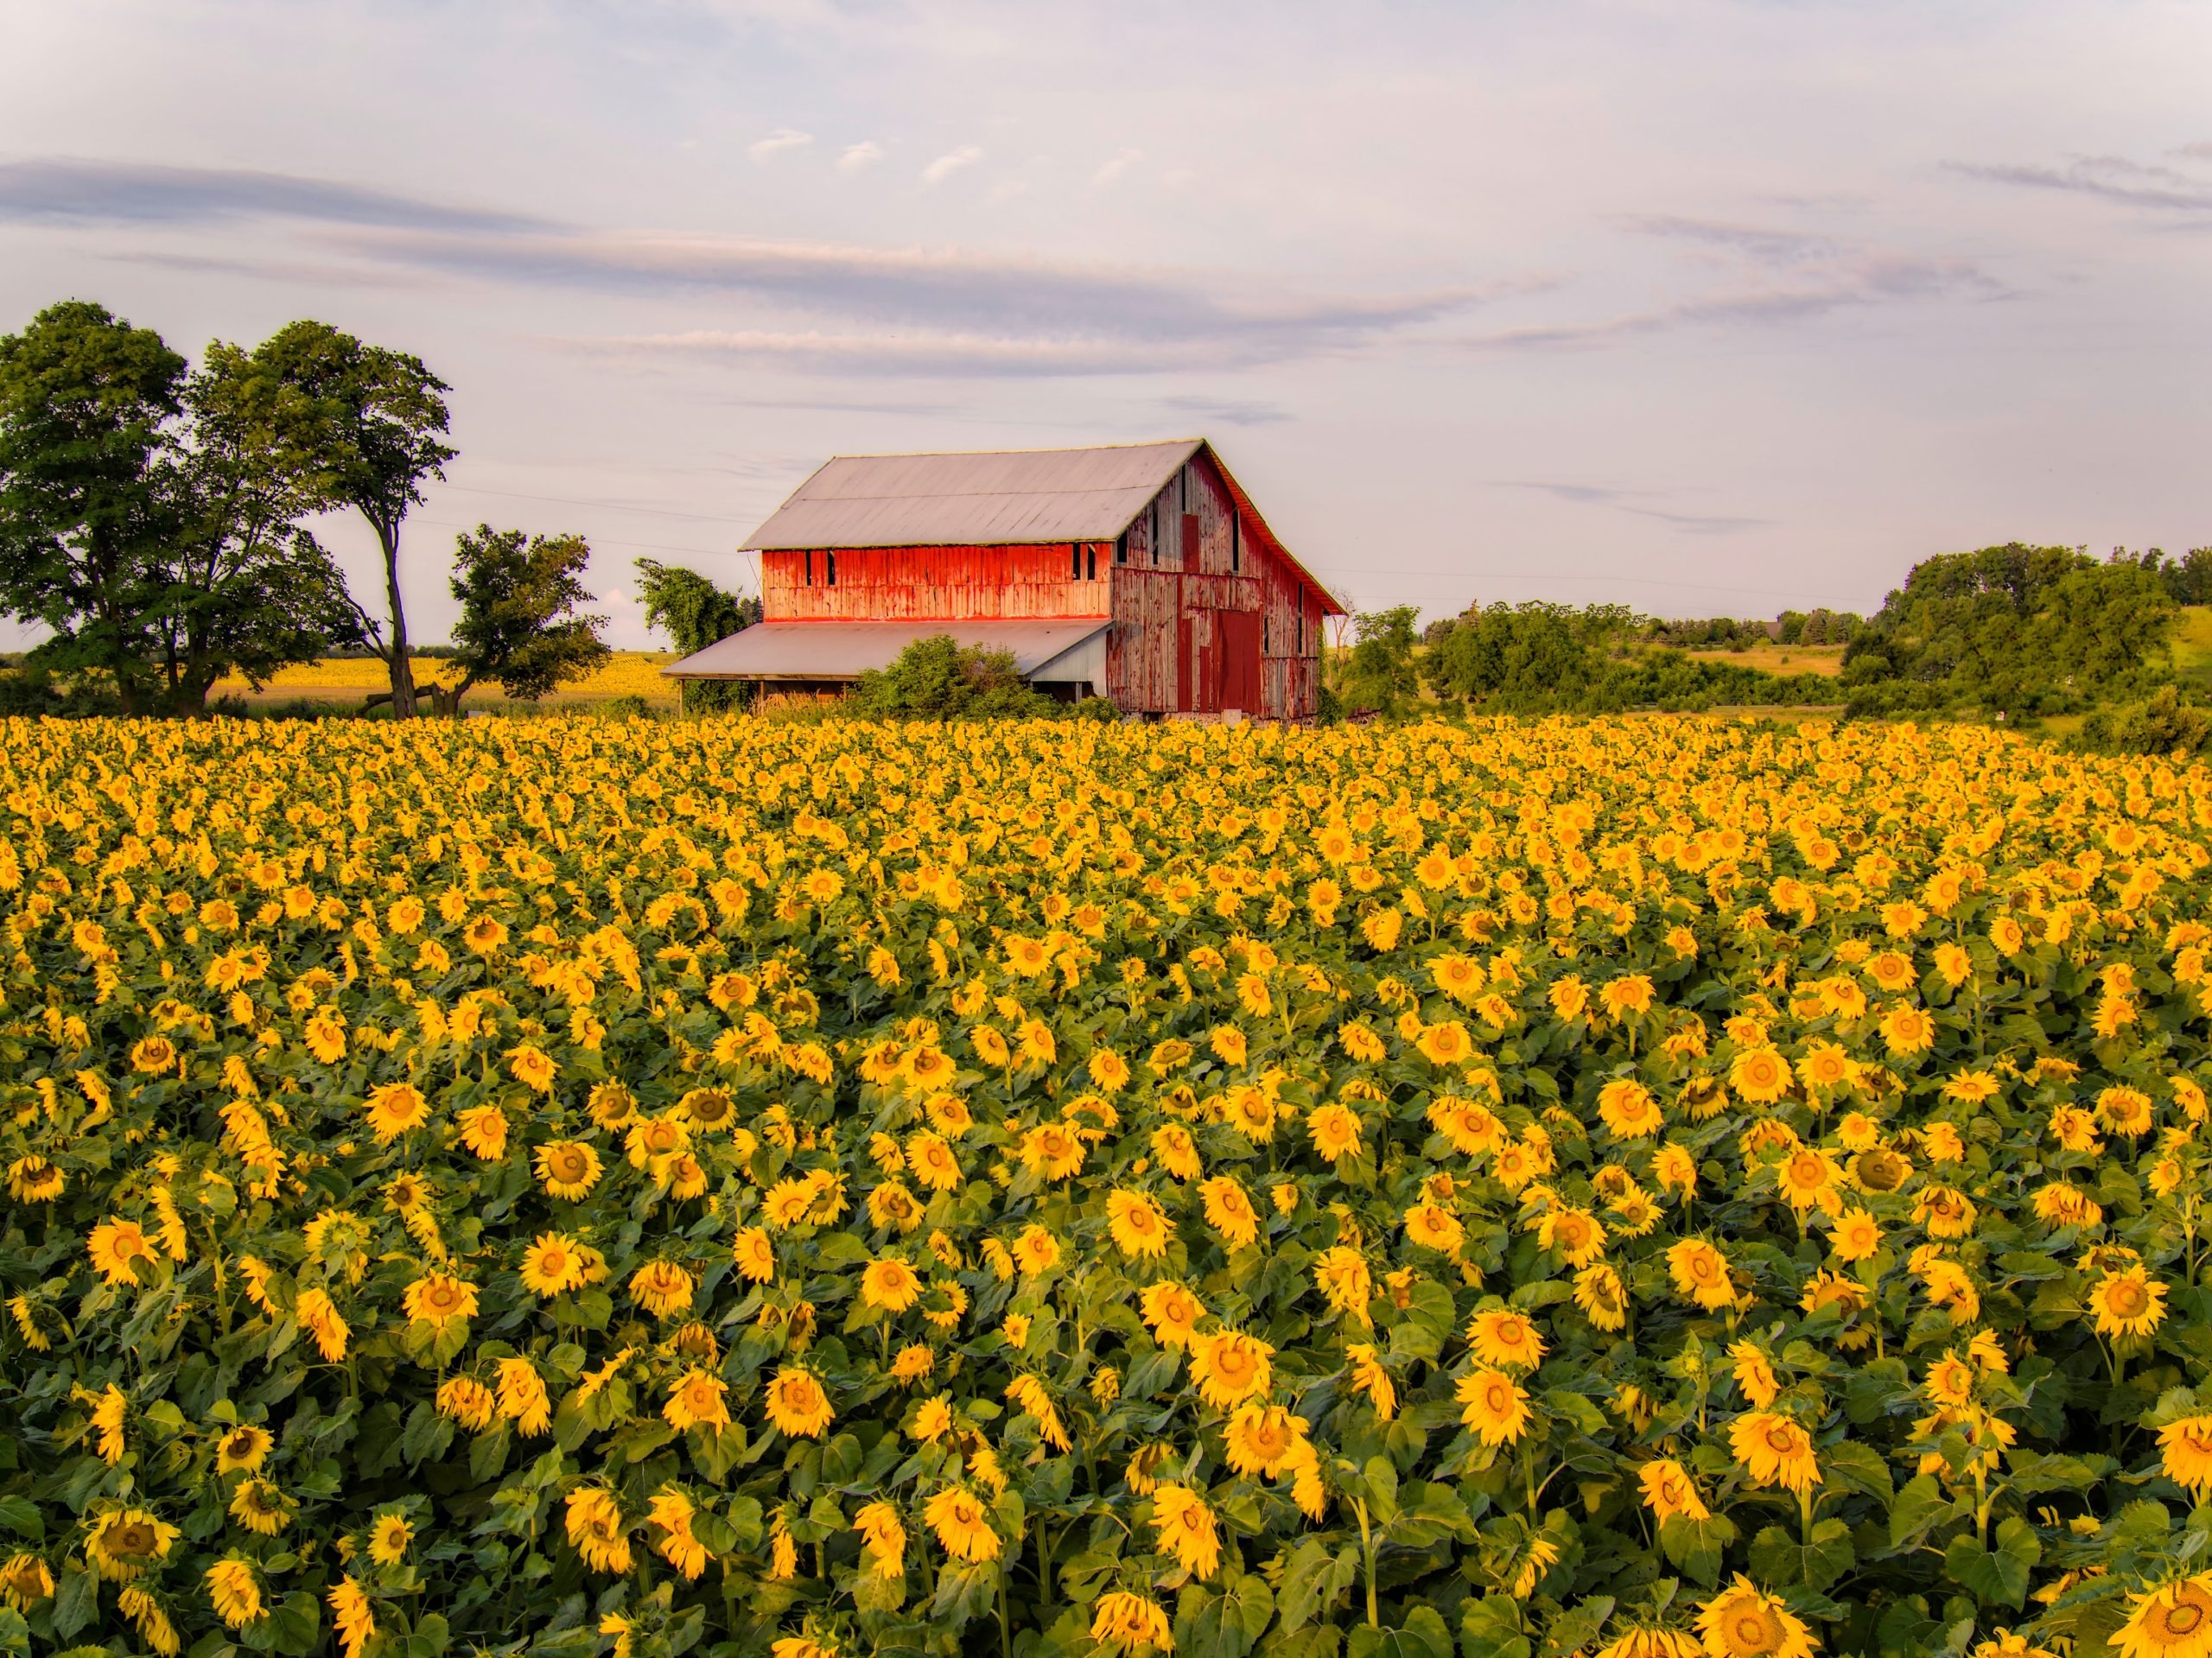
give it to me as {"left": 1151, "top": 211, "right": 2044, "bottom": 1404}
{"left": 1680, "top": 641, "right": 1844, "bottom": 677}
{"left": 211, "top": 651, "right": 683, "bottom": 708}
{"left": 2172, "top": 605, "right": 2212, "bottom": 684}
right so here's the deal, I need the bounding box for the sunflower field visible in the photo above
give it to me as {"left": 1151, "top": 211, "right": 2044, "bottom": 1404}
{"left": 6, "top": 715, "right": 2212, "bottom": 1658}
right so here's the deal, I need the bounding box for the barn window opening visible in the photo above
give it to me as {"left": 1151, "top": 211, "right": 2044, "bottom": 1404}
{"left": 1231, "top": 515, "right": 1242, "bottom": 574}
{"left": 826, "top": 551, "right": 838, "bottom": 587}
{"left": 1086, "top": 546, "right": 1096, "bottom": 581}
{"left": 1115, "top": 534, "right": 1127, "bottom": 566}
{"left": 1297, "top": 611, "right": 1305, "bottom": 652}
{"left": 1071, "top": 543, "right": 1082, "bottom": 580}
{"left": 1262, "top": 617, "right": 1270, "bottom": 652}
{"left": 804, "top": 550, "right": 814, "bottom": 587}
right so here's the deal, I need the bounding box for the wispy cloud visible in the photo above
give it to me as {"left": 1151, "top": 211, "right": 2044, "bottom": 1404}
{"left": 1094, "top": 149, "right": 1141, "bottom": 186}
{"left": 1159, "top": 394, "right": 1292, "bottom": 427}
{"left": 1498, "top": 480, "right": 1768, "bottom": 537}
{"left": 836, "top": 141, "right": 884, "bottom": 174}
{"left": 0, "top": 156, "right": 550, "bottom": 232}
{"left": 747, "top": 128, "right": 814, "bottom": 162}
{"left": 919, "top": 145, "right": 983, "bottom": 186}
{"left": 1459, "top": 218, "right": 2000, "bottom": 352}
{"left": 1948, "top": 153, "right": 2212, "bottom": 212}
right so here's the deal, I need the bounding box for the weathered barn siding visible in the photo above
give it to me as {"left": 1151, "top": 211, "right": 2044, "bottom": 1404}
{"left": 1098, "top": 452, "right": 1317, "bottom": 718}
{"left": 763, "top": 543, "right": 1113, "bottom": 622}
{"left": 733, "top": 441, "right": 1331, "bottom": 720}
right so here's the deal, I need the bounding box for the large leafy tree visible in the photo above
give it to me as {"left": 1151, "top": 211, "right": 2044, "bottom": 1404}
{"left": 421, "top": 524, "right": 608, "bottom": 716}
{"left": 0, "top": 300, "right": 186, "bottom": 713}
{"left": 151, "top": 339, "right": 361, "bottom": 714}
{"left": 634, "top": 556, "right": 759, "bottom": 712}
{"left": 255, "top": 321, "right": 454, "bottom": 717}
{"left": 1334, "top": 603, "right": 1422, "bottom": 717}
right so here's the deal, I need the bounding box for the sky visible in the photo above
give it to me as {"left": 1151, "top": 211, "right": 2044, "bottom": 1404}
{"left": 1, "top": 0, "right": 2208, "bottom": 650}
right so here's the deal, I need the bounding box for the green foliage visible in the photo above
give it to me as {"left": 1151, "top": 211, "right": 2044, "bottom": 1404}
{"left": 1337, "top": 606, "right": 1421, "bottom": 717}
{"left": 2073, "top": 683, "right": 2212, "bottom": 757}
{"left": 0, "top": 300, "right": 188, "bottom": 712}
{"left": 635, "top": 557, "right": 760, "bottom": 715}
{"left": 423, "top": 524, "right": 610, "bottom": 715}
{"left": 847, "top": 635, "right": 1057, "bottom": 720}
{"left": 1421, "top": 602, "right": 1834, "bottom": 714}
{"left": 1841, "top": 543, "right": 2175, "bottom": 716}
{"left": 253, "top": 320, "right": 454, "bottom": 717}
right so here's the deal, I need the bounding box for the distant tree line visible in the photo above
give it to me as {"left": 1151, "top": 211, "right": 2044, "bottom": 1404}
{"left": 0, "top": 300, "right": 753, "bottom": 718}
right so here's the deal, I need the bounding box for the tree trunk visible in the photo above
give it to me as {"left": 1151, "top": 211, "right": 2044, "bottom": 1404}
{"left": 378, "top": 518, "right": 416, "bottom": 719}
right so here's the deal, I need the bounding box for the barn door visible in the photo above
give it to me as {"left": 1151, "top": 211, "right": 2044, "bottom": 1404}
{"left": 1217, "top": 609, "right": 1260, "bottom": 715}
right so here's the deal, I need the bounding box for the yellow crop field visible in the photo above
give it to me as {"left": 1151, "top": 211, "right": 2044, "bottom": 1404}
{"left": 1680, "top": 645, "right": 1845, "bottom": 679}
{"left": 6, "top": 715, "right": 2212, "bottom": 1658}
{"left": 208, "top": 651, "right": 683, "bottom": 707}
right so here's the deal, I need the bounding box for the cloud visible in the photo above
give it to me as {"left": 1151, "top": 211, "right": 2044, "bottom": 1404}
{"left": 1948, "top": 154, "right": 2212, "bottom": 212}
{"left": 1498, "top": 481, "right": 1768, "bottom": 536}
{"left": 598, "top": 586, "right": 635, "bottom": 607}
{"left": 0, "top": 156, "right": 550, "bottom": 232}
{"left": 836, "top": 141, "right": 884, "bottom": 174}
{"left": 1159, "top": 394, "right": 1292, "bottom": 427}
{"left": 92, "top": 248, "right": 429, "bottom": 288}
{"left": 1094, "top": 149, "right": 1141, "bottom": 186}
{"left": 2177, "top": 141, "right": 2212, "bottom": 161}
{"left": 1459, "top": 219, "right": 2000, "bottom": 353}
{"left": 919, "top": 145, "right": 983, "bottom": 186}
{"left": 747, "top": 128, "right": 813, "bottom": 162}
{"left": 566, "top": 327, "right": 1174, "bottom": 377}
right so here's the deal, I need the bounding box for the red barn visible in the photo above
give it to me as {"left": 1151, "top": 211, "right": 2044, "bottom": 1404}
{"left": 664, "top": 439, "right": 1342, "bottom": 721}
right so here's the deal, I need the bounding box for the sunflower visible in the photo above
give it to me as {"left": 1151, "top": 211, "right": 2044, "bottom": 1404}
{"left": 1140, "top": 1280, "right": 1208, "bottom": 1350}
{"left": 1693, "top": 1576, "right": 1818, "bottom": 1658}
{"left": 2160, "top": 1415, "right": 2212, "bottom": 1500}
{"left": 1599, "top": 1629, "right": 1704, "bottom": 1658}
{"left": 1020, "top": 1122, "right": 1086, "bottom": 1180}
{"left": 1011, "top": 1225, "right": 1062, "bottom": 1276}
{"left": 925, "top": 1486, "right": 1001, "bottom": 1563}
{"left": 402, "top": 1273, "right": 477, "bottom": 1332}
{"left": 1727, "top": 1411, "right": 1821, "bottom": 1496}
{"left": 213, "top": 1423, "right": 271, "bottom": 1475}
{"left": 1457, "top": 1368, "right": 1532, "bottom": 1445}
{"left": 86, "top": 1508, "right": 181, "bottom": 1579}
{"left": 363, "top": 1082, "right": 429, "bottom": 1143}
{"left": 2115, "top": 1575, "right": 2212, "bottom": 1658}
{"left": 452, "top": 1102, "right": 510, "bottom": 1160}
{"left": 732, "top": 1227, "right": 778, "bottom": 1283}
{"left": 2093, "top": 1267, "right": 2171, "bottom": 1339}
{"left": 437, "top": 1376, "right": 497, "bottom": 1432}
{"left": 0, "top": 1552, "right": 54, "bottom": 1611}
{"left": 1198, "top": 1175, "right": 1260, "bottom": 1254}
{"left": 1150, "top": 1483, "right": 1223, "bottom": 1579}
{"left": 649, "top": 1486, "right": 713, "bottom": 1580}
{"left": 367, "top": 1513, "right": 412, "bottom": 1566}
{"left": 535, "top": 1140, "right": 602, "bottom": 1201}
{"left": 1667, "top": 1237, "right": 1740, "bottom": 1312}
{"left": 1190, "top": 1329, "right": 1274, "bottom": 1410}
{"left": 6, "top": 1156, "right": 63, "bottom": 1202}
{"left": 1638, "top": 1458, "right": 1710, "bottom": 1524}
{"left": 1404, "top": 1202, "right": 1465, "bottom": 1254}
{"left": 86, "top": 1217, "right": 155, "bottom": 1287}
{"left": 1092, "top": 1591, "right": 1174, "bottom": 1655}
{"left": 1828, "top": 1208, "right": 1883, "bottom": 1262}
{"left": 1540, "top": 1207, "right": 1607, "bottom": 1267}
{"left": 765, "top": 1366, "right": 835, "bottom": 1439}
{"left": 120, "top": 1585, "right": 182, "bottom": 1656}
{"left": 1728, "top": 1048, "right": 1794, "bottom": 1104}
{"left": 1467, "top": 1307, "right": 1547, "bottom": 1372}
{"left": 1224, "top": 1402, "right": 1306, "bottom": 1477}
{"left": 497, "top": 1357, "right": 553, "bottom": 1436}
{"left": 629, "top": 1260, "right": 696, "bottom": 1319}
{"left": 1598, "top": 1078, "right": 1664, "bottom": 1140}
{"left": 1306, "top": 1102, "right": 1364, "bottom": 1162}
{"left": 520, "top": 1232, "right": 588, "bottom": 1297}
{"left": 663, "top": 1369, "right": 732, "bottom": 1433}
{"left": 862, "top": 1257, "right": 925, "bottom": 1312}
{"left": 1346, "top": 1343, "right": 1398, "bottom": 1420}
{"left": 1575, "top": 1263, "right": 1629, "bottom": 1332}
{"left": 1151, "top": 1123, "right": 1203, "bottom": 1179}
{"left": 850, "top": 1499, "right": 906, "bottom": 1579}
{"left": 1728, "top": 1342, "right": 1780, "bottom": 1408}
{"left": 564, "top": 1487, "right": 632, "bottom": 1575}
{"left": 1107, "top": 1190, "right": 1173, "bottom": 1261}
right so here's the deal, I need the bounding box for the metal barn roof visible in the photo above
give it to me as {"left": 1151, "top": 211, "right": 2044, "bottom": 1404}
{"left": 741, "top": 440, "right": 1202, "bottom": 551}
{"left": 664, "top": 619, "right": 1110, "bottom": 682}
{"left": 737, "top": 438, "right": 1343, "bottom": 613}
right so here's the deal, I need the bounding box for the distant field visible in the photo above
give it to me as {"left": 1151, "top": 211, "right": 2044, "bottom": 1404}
{"left": 211, "top": 651, "right": 683, "bottom": 708}
{"left": 2172, "top": 607, "right": 2212, "bottom": 683}
{"left": 1681, "top": 641, "right": 1845, "bottom": 677}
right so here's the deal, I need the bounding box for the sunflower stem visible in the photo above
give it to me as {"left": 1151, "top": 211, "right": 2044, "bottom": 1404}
{"left": 1355, "top": 1496, "right": 1378, "bottom": 1628}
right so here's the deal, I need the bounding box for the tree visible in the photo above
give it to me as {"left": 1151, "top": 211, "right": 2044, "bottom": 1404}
{"left": 420, "top": 524, "right": 608, "bottom": 716}
{"left": 150, "top": 339, "right": 361, "bottom": 714}
{"left": 255, "top": 321, "right": 454, "bottom": 717}
{"left": 635, "top": 556, "right": 760, "bottom": 713}
{"left": 848, "top": 635, "right": 1054, "bottom": 719}
{"left": 1335, "top": 605, "right": 1422, "bottom": 717}
{"left": 0, "top": 300, "right": 185, "bottom": 713}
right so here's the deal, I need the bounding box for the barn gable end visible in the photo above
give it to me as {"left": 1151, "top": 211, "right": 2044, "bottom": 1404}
{"left": 668, "top": 440, "right": 1338, "bottom": 720}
